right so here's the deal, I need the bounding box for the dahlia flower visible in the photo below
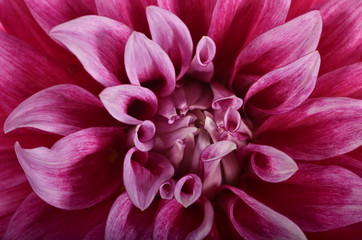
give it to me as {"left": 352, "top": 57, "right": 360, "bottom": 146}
{"left": 0, "top": 0, "right": 361, "bottom": 239}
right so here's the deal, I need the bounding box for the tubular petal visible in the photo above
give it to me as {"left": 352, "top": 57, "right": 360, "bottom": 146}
{"left": 159, "top": 179, "right": 175, "bottom": 200}
{"left": 174, "top": 174, "right": 202, "bottom": 208}
{"left": 132, "top": 120, "right": 156, "bottom": 152}
{"left": 211, "top": 82, "right": 243, "bottom": 111}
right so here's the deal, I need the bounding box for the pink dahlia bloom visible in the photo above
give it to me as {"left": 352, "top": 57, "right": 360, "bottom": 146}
{"left": 1, "top": 0, "right": 362, "bottom": 239}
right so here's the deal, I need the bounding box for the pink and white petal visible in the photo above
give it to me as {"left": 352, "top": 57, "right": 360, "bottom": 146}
{"left": 4, "top": 84, "right": 116, "bottom": 136}
{"left": 15, "top": 127, "right": 125, "bottom": 210}
{"left": 244, "top": 51, "right": 320, "bottom": 115}
{"left": 105, "top": 193, "right": 162, "bottom": 240}
{"left": 311, "top": 62, "right": 362, "bottom": 99}
{"left": 50, "top": 16, "right": 132, "bottom": 87}
{"left": 96, "top": 0, "right": 156, "bottom": 34}
{"left": 157, "top": 97, "right": 179, "bottom": 124}
{"left": 200, "top": 140, "right": 237, "bottom": 162}
{"left": 174, "top": 174, "right": 202, "bottom": 208}
{"left": 211, "top": 82, "right": 243, "bottom": 111}
{"left": 255, "top": 98, "right": 362, "bottom": 160}
{"left": 231, "top": 10, "right": 322, "bottom": 96}
{"left": 217, "top": 186, "right": 307, "bottom": 240}
{"left": 124, "top": 32, "right": 176, "bottom": 97}
{"left": 123, "top": 148, "right": 174, "bottom": 210}
{"left": 147, "top": 6, "right": 193, "bottom": 79}
{"left": 24, "top": 0, "right": 97, "bottom": 33}
{"left": 314, "top": 154, "right": 362, "bottom": 178}
{"left": 316, "top": 0, "right": 362, "bottom": 74}
{"left": 208, "top": 0, "right": 291, "bottom": 79}
{"left": 306, "top": 222, "right": 362, "bottom": 240}
{"left": 132, "top": 120, "right": 156, "bottom": 152}
{"left": 243, "top": 163, "right": 362, "bottom": 232}
{"left": 153, "top": 198, "right": 214, "bottom": 240}
{"left": 157, "top": 0, "right": 216, "bottom": 45}
{"left": 100, "top": 84, "right": 158, "bottom": 125}
{"left": 3, "top": 192, "right": 115, "bottom": 240}
{"left": 159, "top": 179, "right": 175, "bottom": 200}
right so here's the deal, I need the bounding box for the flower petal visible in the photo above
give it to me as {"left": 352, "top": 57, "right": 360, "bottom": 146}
{"left": 3, "top": 192, "right": 115, "bottom": 240}
{"left": 211, "top": 82, "right": 243, "bottom": 111}
{"left": 100, "top": 84, "right": 158, "bottom": 125}
{"left": 153, "top": 197, "right": 214, "bottom": 240}
{"left": 316, "top": 0, "right": 362, "bottom": 74}
{"left": 255, "top": 98, "right": 362, "bottom": 160}
{"left": 311, "top": 62, "right": 362, "bottom": 99}
{"left": 124, "top": 32, "right": 176, "bottom": 97}
{"left": 243, "top": 163, "right": 362, "bottom": 231}
{"left": 200, "top": 140, "right": 237, "bottom": 162}
{"left": 159, "top": 179, "right": 176, "bottom": 200}
{"left": 83, "top": 222, "right": 106, "bottom": 240}
{"left": 14, "top": 127, "right": 125, "bottom": 210}
{"left": 146, "top": 6, "right": 193, "bottom": 80}
{"left": 105, "top": 193, "right": 161, "bottom": 240}
{"left": 4, "top": 84, "right": 116, "bottom": 136}
{"left": 174, "top": 174, "right": 202, "bottom": 208}
{"left": 132, "top": 120, "right": 156, "bottom": 152}
{"left": 50, "top": 15, "right": 132, "bottom": 87}
{"left": 123, "top": 147, "right": 174, "bottom": 210}
{"left": 306, "top": 222, "right": 362, "bottom": 240}
{"left": 231, "top": 10, "right": 322, "bottom": 96}
{"left": 287, "top": 0, "right": 325, "bottom": 19}
{"left": 244, "top": 51, "right": 320, "bottom": 114}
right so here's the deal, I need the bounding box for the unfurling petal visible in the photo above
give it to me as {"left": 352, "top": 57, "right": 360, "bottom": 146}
{"left": 4, "top": 84, "right": 116, "bottom": 136}
{"left": 174, "top": 174, "right": 202, "bottom": 208}
{"left": 100, "top": 84, "right": 158, "bottom": 125}
{"left": 153, "top": 197, "right": 214, "bottom": 240}
{"left": 255, "top": 98, "right": 362, "bottom": 160}
{"left": 14, "top": 127, "right": 125, "bottom": 210}
{"left": 159, "top": 179, "right": 175, "bottom": 200}
{"left": 147, "top": 6, "right": 193, "bottom": 79}
{"left": 123, "top": 147, "right": 174, "bottom": 210}
{"left": 50, "top": 16, "right": 132, "bottom": 86}
{"left": 129, "top": 120, "right": 156, "bottom": 152}
{"left": 211, "top": 82, "right": 243, "bottom": 111}
{"left": 124, "top": 32, "right": 176, "bottom": 97}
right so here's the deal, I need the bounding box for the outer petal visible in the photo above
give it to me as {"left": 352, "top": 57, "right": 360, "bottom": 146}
{"left": 244, "top": 51, "right": 320, "bottom": 114}
{"left": 243, "top": 163, "right": 362, "bottom": 231}
{"left": 208, "top": 0, "right": 291, "bottom": 78}
{"left": 50, "top": 16, "right": 132, "bottom": 87}
{"left": 123, "top": 147, "right": 174, "bottom": 210}
{"left": 231, "top": 10, "right": 322, "bottom": 96}
{"left": 4, "top": 84, "right": 116, "bottom": 136}
{"left": 255, "top": 98, "right": 362, "bottom": 160}
{"left": 153, "top": 198, "right": 214, "bottom": 240}
{"left": 316, "top": 0, "right": 362, "bottom": 74}
{"left": 287, "top": 0, "right": 325, "bottom": 19}
{"left": 306, "top": 222, "right": 362, "bottom": 240}
{"left": 100, "top": 84, "right": 158, "bottom": 125}
{"left": 15, "top": 127, "right": 125, "bottom": 210}
{"left": 216, "top": 186, "right": 307, "bottom": 240}
{"left": 124, "top": 32, "right": 176, "bottom": 97}
{"left": 146, "top": 6, "right": 193, "bottom": 79}
{"left": 311, "top": 63, "right": 362, "bottom": 99}
{"left": 3, "top": 192, "right": 115, "bottom": 240}
{"left": 105, "top": 193, "right": 161, "bottom": 240}
{"left": 24, "top": 0, "right": 97, "bottom": 33}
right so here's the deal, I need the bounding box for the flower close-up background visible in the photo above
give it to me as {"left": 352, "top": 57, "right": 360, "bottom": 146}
{"left": 0, "top": 0, "right": 361, "bottom": 239}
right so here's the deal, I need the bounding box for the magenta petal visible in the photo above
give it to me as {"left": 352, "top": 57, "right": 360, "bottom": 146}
{"left": 174, "top": 174, "right": 202, "bottom": 208}
{"left": 157, "top": 97, "right": 179, "bottom": 124}
{"left": 255, "top": 98, "right": 362, "bottom": 160}
{"left": 14, "top": 127, "right": 124, "bottom": 210}
{"left": 316, "top": 0, "right": 362, "bottom": 74}
{"left": 287, "top": 0, "right": 325, "bottom": 19}
{"left": 245, "top": 144, "right": 298, "bottom": 183}
{"left": 201, "top": 140, "right": 237, "bottom": 162}
{"left": 123, "top": 147, "right": 174, "bottom": 210}
{"left": 211, "top": 82, "right": 243, "bottom": 111}
{"left": 146, "top": 6, "right": 193, "bottom": 80}
{"left": 244, "top": 51, "right": 320, "bottom": 114}
{"left": 159, "top": 179, "right": 175, "bottom": 200}
{"left": 4, "top": 84, "right": 115, "bottom": 136}
{"left": 4, "top": 193, "right": 114, "bottom": 240}
{"left": 231, "top": 10, "right": 322, "bottom": 95}
{"left": 124, "top": 32, "right": 176, "bottom": 97}
{"left": 24, "top": 0, "right": 97, "bottom": 33}
{"left": 311, "top": 63, "right": 362, "bottom": 99}
{"left": 100, "top": 84, "right": 158, "bottom": 125}
{"left": 83, "top": 222, "right": 106, "bottom": 240}
{"left": 130, "top": 120, "right": 156, "bottom": 152}
{"left": 153, "top": 197, "right": 214, "bottom": 240}
{"left": 50, "top": 16, "right": 132, "bottom": 86}
{"left": 218, "top": 186, "right": 307, "bottom": 240}
{"left": 244, "top": 163, "right": 362, "bottom": 231}
{"left": 224, "top": 108, "right": 242, "bottom": 133}
{"left": 105, "top": 193, "right": 161, "bottom": 240}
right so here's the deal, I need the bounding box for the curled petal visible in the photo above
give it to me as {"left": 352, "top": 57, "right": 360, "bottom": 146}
{"left": 146, "top": 6, "right": 193, "bottom": 79}
{"left": 211, "top": 82, "right": 243, "bottom": 111}
{"left": 159, "top": 179, "right": 175, "bottom": 200}
{"left": 4, "top": 84, "right": 116, "bottom": 136}
{"left": 174, "top": 174, "right": 202, "bottom": 208}
{"left": 14, "top": 127, "right": 125, "bottom": 210}
{"left": 200, "top": 140, "right": 237, "bottom": 162}
{"left": 123, "top": 148, "right": 174, "bottom": 210}
{"left": 50, "top": 16, "right": 132, "bottom": 86}
{"left": 132, "top": 120, "right": 156, "bottom": 152}
{"left": 125, "top": 32, "right": 176, "bottom": 97}
{"left": 153, "top": 197, "right": 214, "bottom": 240}
{"left": 100, "top": 84, "right": 158, "bottom": 125}
{"left": 224, "top": 108, "right": 242, "bottom": 133}
{"left": 157, "top": 97, "right": 179, "bottom": 124}
{"left": 244, "top": 51, "right": 320, "bottom": 114}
